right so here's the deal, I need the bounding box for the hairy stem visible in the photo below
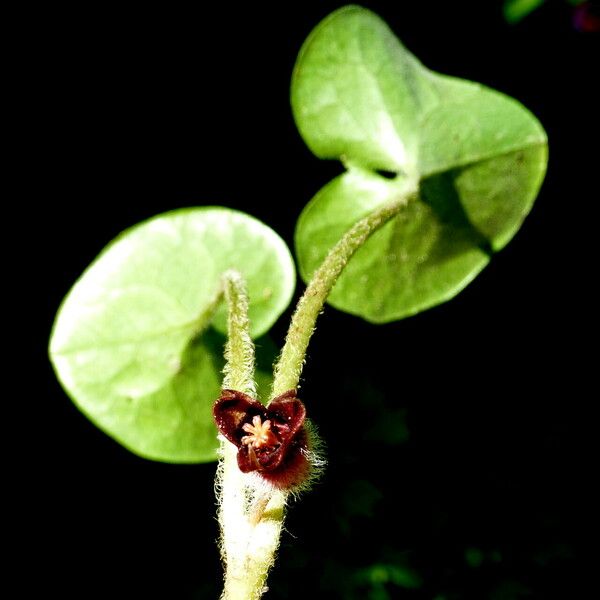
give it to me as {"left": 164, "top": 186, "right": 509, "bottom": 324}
{"left": 218, "top": 190, "right": 414, "bottom": 598}
{"left": 222, "top": 270, "right": 256, "bottom": 396}
{"left": 271, "top": 190, "right": 416, "bottom": 398}
{"left": 218, "top": 270, "right": 285, "bottom": 600}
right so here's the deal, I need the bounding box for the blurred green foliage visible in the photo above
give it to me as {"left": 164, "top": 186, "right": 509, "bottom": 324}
{"left": 503, "top": 0, "right": 586, "bottom": 23}
{"left": 503, "top": 0, "right": 547, "bottom": 23}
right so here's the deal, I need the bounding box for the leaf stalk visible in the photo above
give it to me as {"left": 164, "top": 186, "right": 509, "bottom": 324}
{"left": 271, "top": 188, "right": 417, "bottom": 399}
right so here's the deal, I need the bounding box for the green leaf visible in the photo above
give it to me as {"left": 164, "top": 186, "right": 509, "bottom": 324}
{"left": 49, "top": 208, "right": 295, "bottom": 462}
{"left": 292, "top": 6, "right": 547, "bottom": 322}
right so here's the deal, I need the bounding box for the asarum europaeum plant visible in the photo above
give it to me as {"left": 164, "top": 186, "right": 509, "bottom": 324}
{"left": 48, "top": 6, "right": 547, "bottom": 599}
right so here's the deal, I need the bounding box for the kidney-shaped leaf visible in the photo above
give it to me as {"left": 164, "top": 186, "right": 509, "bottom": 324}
{"left": 292, "top": 6, "right": 547, "bottom": 321}
{"left": 49, "top": 208, "right": 295, "bottom": 462}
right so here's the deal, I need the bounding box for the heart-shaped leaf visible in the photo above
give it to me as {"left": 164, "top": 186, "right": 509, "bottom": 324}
{"left": 49, "top": 208, "right": 295, "bottom": 462}
{"left": 293, "top": 6, "right": 547, "bottom": 322}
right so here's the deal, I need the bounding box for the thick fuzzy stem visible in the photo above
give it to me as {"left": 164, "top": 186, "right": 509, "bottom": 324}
{"left": 219, "top": 474, "right": 286, "bottom": 600}
{"left": 218, "top": 270, "right": 285, "bottom": 600}
{"left": 271, "top": 191, "right": 415, "bottom": 399}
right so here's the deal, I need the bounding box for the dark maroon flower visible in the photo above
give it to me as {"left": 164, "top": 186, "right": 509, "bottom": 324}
{"left": 213, "top": 389, "right": 311, "bottom": 490}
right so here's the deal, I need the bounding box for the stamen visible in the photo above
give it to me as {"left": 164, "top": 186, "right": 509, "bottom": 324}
{"left": 241, "top": 415, "right": 278, "bottom": 448}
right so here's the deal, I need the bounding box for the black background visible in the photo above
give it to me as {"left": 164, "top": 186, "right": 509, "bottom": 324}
{"left": 25, "top": 1, "right": 597, "bottom": 598}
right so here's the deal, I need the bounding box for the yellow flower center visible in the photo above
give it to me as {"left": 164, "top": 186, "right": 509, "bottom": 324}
{"left": 241, "top": 415, "right": 278, "bottom": 449}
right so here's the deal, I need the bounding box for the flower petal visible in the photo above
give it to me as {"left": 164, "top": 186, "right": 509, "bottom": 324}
{"left": 213, "top": 389, "right": 266, "bottom": 446}
{"left": 267, "top": 390, "right": 306, "bottom": 443}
